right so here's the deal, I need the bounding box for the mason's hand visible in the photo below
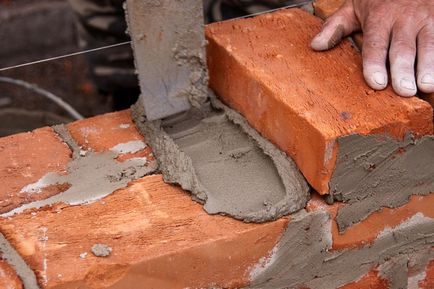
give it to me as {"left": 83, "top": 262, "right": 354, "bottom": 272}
{"left": 311, "top": 0, "right": 434, "bottom": 97}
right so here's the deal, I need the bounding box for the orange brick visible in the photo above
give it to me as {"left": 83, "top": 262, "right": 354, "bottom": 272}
{"left": 338, "top": 269, "right": 389, "bottom": 289}
{"left": 206, "top": 9, "right": 433, "bottom": 194}
{"left": 0, "top": 175, "right": 287, "bottom": 289}
{"left": 307, "top": 194, "right": 434, "bottom": 250}
{"left": 313, "top": 0, "right": 344, "bottom": 19}
{"left": 422, "top": 93, "right": 434, "bottom": 110}
{"left": 66, "top": 110, "right": 153, "bottom": 161}
{"left": 419, "top": 260, "right": 434, "bottom": 289}
{"left": 0, "top": 257, "right": 23, "bottom": 289}
{"left": 0, "top": 127, "right": 71, "bottom": 214}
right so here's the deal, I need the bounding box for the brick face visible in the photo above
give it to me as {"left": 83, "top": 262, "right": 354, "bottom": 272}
{"left": 0, "top": 9, "right": 432, "bottom": 289}
{"left": 338, "top": 270, "right": 389, "bottom": 289}
{"left": 66, "top": 109, "right": 153, "bottom": 161}
{"left": 0, "top": 175, "right": 287, "bottom": 289}
{"left": 307, "top": 194, "right": 434, "bottom": 249}
{"left": 0, "top": 127, "right": 71, "bottom": 214}
{"left": 0, "top": 257, "right": 23, "bottom": 289}
{"left": 206, "top": 8, "right": 433, "bottom": 194}
{"left": 0, "top": 109, "right": 431, "bottom": 287}
{"left": 419, "top": 260, "right": 434, "bottom": 289}
{"left": 67, "top": 110, "right": 144, "bottom": 152}
{"left": 313, "top": 0, "right": 344, "bottom": 19}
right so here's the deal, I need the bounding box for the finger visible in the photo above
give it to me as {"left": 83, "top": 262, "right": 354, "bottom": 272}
{"left": 417, "top": 24, "right": 434, "bottom": 93}
{"left": 311, "top": 0, "right": 360, "bottom": 51}
{"left": 362, "top": 18, "right": 393, "bottom": 91}
{"left": 389, "top": 21, "right": 418, "bottom": 97}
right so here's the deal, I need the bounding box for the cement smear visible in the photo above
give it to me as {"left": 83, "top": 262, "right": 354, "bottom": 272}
{"left": 329, "top": 133, "right": 434, "bottom": 232}
{"left": 0, "top": 232, "right": 40, "bottom": 289}
{"left": 124, "top": 0, "right": 208, "bottom": 120}
{"left": 1, "top": 125, "right": 158, "bottom": 217}
{"left": 91, "top": 244, "right": 112, "bottom": 257}
{"left": 132, "top": 97, "right": 309, "bottom": 222}
{"left": 247, "top": 211, "right": 434, "bottom": 289}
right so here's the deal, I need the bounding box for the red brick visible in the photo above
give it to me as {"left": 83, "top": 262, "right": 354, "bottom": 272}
{"left": 66, "top": 110, "right": 153, "bottom": 161}
{"left": 422, "top": 94, "right": 434, "bottom": 111}
{"left": 0, "top": 127, "right": 71, "bottom": 214}
{"left": 205, "top": 8, "right": 433, "bottom": 194}
{"left": 0, "top": 257, "right": 23, "bottom": 289}
{"left": 313, "top": 0, "right": 344, "bottom": 19}
{"left": 307, "top": 194, "right": 434, "bottom": 250}
{"left": 0, "top": 175, "right": 287, "bottom": 289}
{"left": 419, "top": 260, "right": 434, "bottom": 289}
{"left": 338, "top": 269, "right": 389, "bottom": 289}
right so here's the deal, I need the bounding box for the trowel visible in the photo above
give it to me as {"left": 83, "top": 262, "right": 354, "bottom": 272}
{"left": 125, "top": 0, "right": 311, "bottom": 222}
{"left": 125, "top": 0, "right": 208, "bottom": 121}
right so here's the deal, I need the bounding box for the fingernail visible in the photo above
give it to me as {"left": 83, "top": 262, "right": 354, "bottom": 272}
{"left": 311, "top": 34, "right": 327, "bottom": 51}
{"left": 421, "top": 74, "right": 434, "bottom": 86}
{"left": 400, "top": 78, "right": 416, "bottom": 91}
{"left": 372, "top": 72, "right": 386, "bottom": 86}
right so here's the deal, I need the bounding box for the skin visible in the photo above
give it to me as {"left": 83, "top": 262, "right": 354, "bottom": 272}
{"left": 311, "top": 0, "right": 434, "bottom": 97}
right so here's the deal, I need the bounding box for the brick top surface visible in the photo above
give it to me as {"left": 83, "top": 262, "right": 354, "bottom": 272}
{"left": 313, "top": 0, "right": 345, "bottom": 19}
{"left": 206, "top": 9, "right": 433, "bottom": 141}
{"left": 67, "top": 110, "right": 145, "bottom": 152}
{"left": 0, "top": 127, "right": 71, "bottom": 214}
{"left": 0, "top": 256, "right": 23, "bottom": 289}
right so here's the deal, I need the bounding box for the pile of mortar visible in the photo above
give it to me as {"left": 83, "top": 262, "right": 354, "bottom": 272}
{"left": 132, "top": 96, "right": 310, "bottom": 222}
{"left": 126, "top": 0, "right": 310, "bottom": 222}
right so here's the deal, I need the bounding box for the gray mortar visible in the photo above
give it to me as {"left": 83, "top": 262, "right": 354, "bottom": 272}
{"left": 329, "top": 133, "right": 434, "bottom": 232}
{"left": 0, "top": 232, "right": 40, "bottom": 289}
{"left": 1, "top": 125, "right": 158, "bottom": 218}
{"left": 91, "top": 244, "right": 112, "bottom": 257}
{"left": 132, "top": 96, "right": 309, "bottom": 223}
{"left": 53, "top": 124, "right": 82, "bottom": 158}
{"left": 378, "top": 255, "right": 408, "bottom": 289}
{"left": 124, "top": 0, "right": 208, "bottom": 120}
{"left": 247, "top": 211, "right": 434, "bottom": 289}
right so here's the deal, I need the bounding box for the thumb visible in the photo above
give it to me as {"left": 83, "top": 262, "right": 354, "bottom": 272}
{"left": 311, "top": 0, "right": 360, "bottom": 51}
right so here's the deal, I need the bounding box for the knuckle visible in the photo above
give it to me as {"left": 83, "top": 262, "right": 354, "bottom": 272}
{"left": 418, "top": 25, "right": 434, "bottom": 46}
{"left": 364, "top": 37, "right": 389, "bottom": 51}
{"left": 391, "top": 39, "right": 417, "bottom": 51}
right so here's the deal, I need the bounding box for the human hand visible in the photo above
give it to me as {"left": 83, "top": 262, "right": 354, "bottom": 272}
{"left": 311, "top": 0, "right": 434, "bottom": 97}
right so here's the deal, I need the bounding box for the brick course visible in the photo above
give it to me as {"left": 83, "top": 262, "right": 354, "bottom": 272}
{"left": 0, "top": 7, "right": 433, "bottom": 289}
{"left": 0, "top": 256, "right": 23, "bottom": 289}
{"left": 0, "top": 109, "right": 431, "bottom": 288}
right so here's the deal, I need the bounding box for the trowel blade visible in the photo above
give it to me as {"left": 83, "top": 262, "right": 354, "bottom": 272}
{"left": 125, "top": 0, "right": 208, "bottom": 121}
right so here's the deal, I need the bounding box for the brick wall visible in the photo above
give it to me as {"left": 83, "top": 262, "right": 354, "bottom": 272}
{"left": 0, "top": 108, "right": 432, "bottom": 289}
{"left": 0, "top": 3, "right": 433, "bottom": 289}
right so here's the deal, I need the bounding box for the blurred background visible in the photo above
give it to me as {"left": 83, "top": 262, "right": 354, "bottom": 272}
{"left": 0, "top": 0, "right": 114, "bottom": 137}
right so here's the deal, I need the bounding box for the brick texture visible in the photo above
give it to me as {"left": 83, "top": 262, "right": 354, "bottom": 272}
{"left": 419, "top": 260, "right": 434, "bottom": 289}
{"left": 338, "top": 270, "right": 389, "bottom": 289}
{"left": 67, "top": 109, "right": 153, "bottom": 161}
{"left": 313, "top": 0, "right": 344, "bottom": 19}
{"left": 0, "top": 109, "right": 432, "bottom": 288}
{"left": 0, "top": 9, "right": 432, "bottom": 287}
{"left": 313, "top": 0, "right": 363, "bottom": 48}
{"left": 0, "top": 127, "right": 71, "bottom": 214}
{"left": 307, "top": 194, "right": 434, "bottom": 250}
{"left": 0, "top": 175, "right": 287, "bottom": 289}
{"left": 0, "top": 257, "right": 23, "bottom": 289}
{"left": 206, "top": 8, "right": 433, "bottom": 194}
